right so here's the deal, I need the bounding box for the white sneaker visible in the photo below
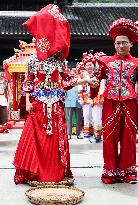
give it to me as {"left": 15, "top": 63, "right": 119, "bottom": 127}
{"left": 83, "top": 138, "right": 90, "bottom": 143}
{"left": 89, "top": 136, "right": 95, "bottom": 143}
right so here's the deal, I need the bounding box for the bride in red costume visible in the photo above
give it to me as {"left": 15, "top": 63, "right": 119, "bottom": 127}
{"left": 13, "top": 4, "right": 98, "bottom": 184}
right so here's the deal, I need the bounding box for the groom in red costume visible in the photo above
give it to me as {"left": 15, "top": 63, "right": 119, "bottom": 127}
{"left": 93, "top": 18, "right": 138, "bottom": 184}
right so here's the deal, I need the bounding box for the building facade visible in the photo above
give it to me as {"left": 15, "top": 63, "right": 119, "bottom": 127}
{"left": 0, "top": 2, "right": 138, "bottom": 63}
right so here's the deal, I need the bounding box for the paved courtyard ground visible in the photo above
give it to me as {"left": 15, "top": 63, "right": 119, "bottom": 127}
{"left": 0, "top": 127, "right": 138, "bottom": 205}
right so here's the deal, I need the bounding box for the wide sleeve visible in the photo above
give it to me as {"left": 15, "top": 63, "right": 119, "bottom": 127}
{"left": 22, "top": 57, "right": 35, "bottom": 93}
{"left": 59, "top": 67, "right": 78, "bottom": 91}
{"left": 86, "top": 53, "right": 107, "bottom": 98}
{"left": 92, "top": 52, "right": 108, "bottom": 80}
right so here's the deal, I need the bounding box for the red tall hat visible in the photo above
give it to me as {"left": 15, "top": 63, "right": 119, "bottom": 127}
{"left": 23, "top": 4, "right": 70, "bottom": 61}
{"left": 82, "top": 53, "right": 94, "bottom": 65}
{"left": 109, "top": 18, "right": 138, "bottom": 44}
{"left": 76, "top": 62, "right": 85, "bottom": 74}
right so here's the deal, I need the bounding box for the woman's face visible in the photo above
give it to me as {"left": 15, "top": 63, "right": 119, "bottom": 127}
{"left": 114, "top": 35, "right": 132, "bottom": 58}
{"left": 85, "top": 62, "right": 94, "bottom": 74}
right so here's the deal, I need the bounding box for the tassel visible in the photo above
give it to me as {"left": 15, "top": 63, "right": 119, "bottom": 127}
{"left": 46, "top": 104, "right": 53, "bottom": 135}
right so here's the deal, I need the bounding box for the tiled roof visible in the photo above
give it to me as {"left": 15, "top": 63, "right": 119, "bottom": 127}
{"left": 0, "top": 12, "right": 33, "bottom": 36}
{"left": 65, "top": 4, "right": 138, "bottom": 37}
{"left": 0, "top": 4, "right": 138, "bottom": 38}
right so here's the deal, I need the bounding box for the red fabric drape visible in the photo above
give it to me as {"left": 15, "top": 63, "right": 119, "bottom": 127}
{"left": 13, "top": 101, "right": 71, "bottom": 184}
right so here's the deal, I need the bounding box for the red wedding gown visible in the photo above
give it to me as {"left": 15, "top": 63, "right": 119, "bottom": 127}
{"left": 13, "top": 55, "right": 77, "bottom": 184}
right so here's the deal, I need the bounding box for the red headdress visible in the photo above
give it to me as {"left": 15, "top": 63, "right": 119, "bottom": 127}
{"left": 76, "top": 62, "right": 85, "bottom": 74}
{"left": 82, "top": 53, "right": 94, "bottom": 65}
{"left": 23, "top": 4, "right": 70, "bottom": 61}
{"left": 109, "top": 18, "right": 138, "bottom": 44}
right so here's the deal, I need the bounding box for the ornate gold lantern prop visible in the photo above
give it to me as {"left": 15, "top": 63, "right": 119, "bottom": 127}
{"left": 3, "top": 40, "right": 36, "bottom": 120}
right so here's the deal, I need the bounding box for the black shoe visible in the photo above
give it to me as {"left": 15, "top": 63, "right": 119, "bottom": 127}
{"left": 96, "top": 137, "right": 102, "bottom": 143}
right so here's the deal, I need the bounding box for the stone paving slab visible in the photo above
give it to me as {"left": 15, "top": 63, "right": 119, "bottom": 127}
{"left": 0, "top": 129, "right": 138, "bottom": 205}
{"left": 0, "top": 168, "right": 138, "bottom": 205}
{"left": 0, "top": 130, "right": 138, "bottom": 168}
{"left": 73, "top": 168, "right": 138, "bottom": 205}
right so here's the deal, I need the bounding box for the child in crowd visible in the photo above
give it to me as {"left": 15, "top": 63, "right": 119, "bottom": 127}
{"left": 78, "top": 52, "right": 105, "bottom": 142}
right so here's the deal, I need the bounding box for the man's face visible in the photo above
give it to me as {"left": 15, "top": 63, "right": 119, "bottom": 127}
{"left": 85, "top": 61, "right": 94, "bottom": 74}
{"left": 114, "top": 35, "right": 132, "bottom": 57}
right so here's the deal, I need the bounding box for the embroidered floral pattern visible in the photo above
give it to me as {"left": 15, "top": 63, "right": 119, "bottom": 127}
{"left": 14, "top": 169, "right": 37, "bottom": 184}
{"left": 23, "top": 53, "right": 77, "bottom": 141}
{"left": 46, "top": 104, "right": 53, "bottom": 135}
{"left": 23, "top": 54, "right": 64, "bottom": 93}
{"left": 36, "top": 38, "right": 50, "bottom": 53}
{"left": 32, "top": 88, "right": 66, "bottom": 104}
{"left": 57, "top": 102, "right": 68, "bottom": 168}
{"left": 37, "top": 81, "right": 59, "bottom": 89}
{"left": 130, "top": 69, "right": 137, "bottom": 85}
{"left": 102, "top": 166, "right": 137, "bottom": 181}
{"left": 102, "top": 168, "right": 116, "bottom": 178}
{"left": 48, "top": 5, "right": 67, "bottom": 22}
{"left": 109, "top": 18, "right": 138, "bottom": 35}
{"left": 29, "top": 54, "right": 63, "bottom": 76}
{"left": 117, "top": 166, "right": 137, "bottom": 179}
{"left": 106, "top": 60, "right": 135, "bottom": 98}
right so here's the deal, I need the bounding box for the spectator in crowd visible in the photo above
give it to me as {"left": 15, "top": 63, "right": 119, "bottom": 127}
{"left": 78, "top": 53, "right": 104, "bottom": 143}
{"left": 65, "top": 67, "right": 83, "bottom": 140}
